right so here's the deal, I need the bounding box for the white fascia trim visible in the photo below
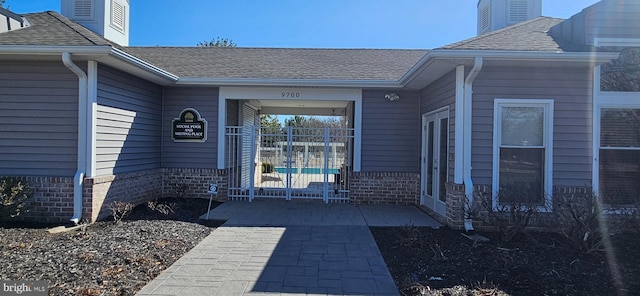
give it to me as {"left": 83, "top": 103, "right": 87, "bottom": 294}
{"left": 177, "top": 78, "right": 401, "bottom": 89}
{"left": 400, "top": 50, "right": 620, "bottom": 86}
{"left": 0, "top": 45, "right": 112, "bottom": 54}
{"left": 110, "top": 47, "right": 179, "bottom": 81}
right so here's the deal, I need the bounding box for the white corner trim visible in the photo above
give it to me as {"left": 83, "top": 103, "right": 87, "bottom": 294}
{"left": 87, "top": 61, "right": 98, "bottom": 177}
{"left": 217, "top": 94, "right": 226, "bottom": 170}
{"left": 454, "top": 65, "right": 465, "bottom": 184}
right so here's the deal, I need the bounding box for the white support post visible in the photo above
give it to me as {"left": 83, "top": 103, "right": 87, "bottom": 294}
{"left": 249, "top": 127, "right": 256, "bottom": 202}
{"left": 323, "top": 128, "right": 330, "bottom": 203}
{"left": 286, "top": 126, "right": 293, "bottom": 201}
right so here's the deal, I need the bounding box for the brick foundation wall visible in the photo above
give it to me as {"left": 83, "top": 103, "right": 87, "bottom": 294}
{"left": 349, "top": 172, "right": 419, "bottom": 205}
{"left": 0, "top": 176, "right": 75, "bottom": 223}
{"left": 83, "top": 169, "right": 162, "bottom": 222}
{"left": 162, "top": 168, "right": 228, "bottom": 201}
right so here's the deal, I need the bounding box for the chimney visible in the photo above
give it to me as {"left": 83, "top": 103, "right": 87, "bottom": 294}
{"left": 477, "top": 0, "right": 542, "bottom": 35}
{"left": 61, "top": 0, "right": 130, "bottom": 46}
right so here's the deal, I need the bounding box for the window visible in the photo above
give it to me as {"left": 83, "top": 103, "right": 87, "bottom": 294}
{"left": 599, "top": 109, "right": 640, "bottom": 205}
{"left": 493, "top": 100, "right": 553, "bottom": 208}
{"left": 600, "top": 47, "right": 640, "bottom": 92}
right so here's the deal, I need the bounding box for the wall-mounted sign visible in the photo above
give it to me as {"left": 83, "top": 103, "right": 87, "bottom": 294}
{"left": 172, "top": 108, "right": 207, "bottom": 142}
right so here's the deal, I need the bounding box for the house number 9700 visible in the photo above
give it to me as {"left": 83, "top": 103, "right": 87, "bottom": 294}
{"left": 281, "top": 92, "right": 301, "bottom": 98}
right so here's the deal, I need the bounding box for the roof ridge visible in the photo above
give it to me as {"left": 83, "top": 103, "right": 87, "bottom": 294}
{"left": 438, "top": 16, "right": 560, "bottom": 50}
{"left": 45, "top": 11, "right": 109, "bottom": 46}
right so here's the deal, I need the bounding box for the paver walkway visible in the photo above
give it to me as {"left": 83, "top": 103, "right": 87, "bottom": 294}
{"left": 136, "top": 200, "right": 441, "bottom": 296}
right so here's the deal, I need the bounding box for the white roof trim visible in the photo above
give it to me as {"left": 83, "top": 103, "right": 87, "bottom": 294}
{"left": 0, "top": 45, "right": 112, "bottom": 54}
{"left": 176, "top": 78, "right": 402, "bottom": 88}
{"left": 110, "top": 47, "right": 179, "bottom": 81}
{"left": 400, "top": 49, "right": 621, "bottom": 86}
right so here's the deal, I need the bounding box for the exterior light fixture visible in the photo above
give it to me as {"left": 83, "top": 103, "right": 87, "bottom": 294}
{"left": 384, "top": 92, "right": 400, "bottom": 102}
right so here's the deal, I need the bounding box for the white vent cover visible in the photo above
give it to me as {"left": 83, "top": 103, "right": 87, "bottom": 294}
{"left": 480, "top": 6, "right": 491, "bottom": 33}
{"left": 73, "top": 0, "right": 93, "bottom": 19}
{"left": 110, "top": 0, "right": 125, "bottom": 32}
{"left": 508, "top": 0, "right": 529, "bottom": 23}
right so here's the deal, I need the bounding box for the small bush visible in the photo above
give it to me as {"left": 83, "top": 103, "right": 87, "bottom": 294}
{"left": 0, "top": 177, "right": 33, "bottom": 218}
{"left": 146, "top": 200, "right": 175, "bottom": 215}
{"left": 475, "top": 189, "right": 540, "bottom": 243}
{"left": 551, "top": 189, "right": 607, "bottom": 254}
{"left": 109, "top": 201, "right": 134, "bottom": 223}
{"left": 171, "top": 183, "right": 188, "bottom": 198}
{"left": 262, "top": 162, "right": 274, "bottom": 173}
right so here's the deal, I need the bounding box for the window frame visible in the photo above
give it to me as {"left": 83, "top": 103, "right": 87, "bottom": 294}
{"left": 492, "top": 99, "right": 554, "bottom": 211}
{"left": 593, "top": 95, "right": 640, "bottom": 206}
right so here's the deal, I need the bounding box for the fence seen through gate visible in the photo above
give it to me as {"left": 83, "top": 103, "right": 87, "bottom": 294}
{"left": 226, "top": 126, "right": 353, "bottom": 202}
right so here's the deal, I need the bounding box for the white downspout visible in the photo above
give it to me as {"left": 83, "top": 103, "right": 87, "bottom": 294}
{"left": 62, "top": 52, "right": 87, "bottom": 224}
{"left": 463, "top": 57, "right": 483, "bottom": 232}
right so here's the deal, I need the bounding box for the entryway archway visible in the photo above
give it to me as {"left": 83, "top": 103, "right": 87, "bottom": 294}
{"left": 218, "top": 87, "right": 361, "bottom": 203}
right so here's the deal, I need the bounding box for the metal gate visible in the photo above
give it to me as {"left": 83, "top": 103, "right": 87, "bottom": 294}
{"left": 226, "top": 126, "right": 353, "bottom": 203}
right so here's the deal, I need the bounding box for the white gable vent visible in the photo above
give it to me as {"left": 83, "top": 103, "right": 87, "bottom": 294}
{"left": 73, "top": 0, "right": 93, "bottom": 20}
{"left": 480, "top": 6, "right": 491, "bottom": 33}
{"left": 110, "top": 0, "right": 125, "bottom": 32}
{"left": 508, "top": 0, "right": 529, "bottom": 23}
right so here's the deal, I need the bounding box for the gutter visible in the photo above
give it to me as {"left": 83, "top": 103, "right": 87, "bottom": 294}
{"left": 400, "top": 50, "right": 619, "bottom": 87}
{"left": 462, "top": 57, "right": 483, "bottom": 232}
{"left": 62, "top": 52, "right": 87, "bottom": 224}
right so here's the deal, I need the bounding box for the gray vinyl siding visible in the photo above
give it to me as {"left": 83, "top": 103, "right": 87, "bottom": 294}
{"left": 361, "top": 90, "right": 420, "bottom": 173}
{"left": 584, "top": 1, "right": 640, "bottom": 44}
{"left": 163, "top": 87, "right": 218, "bottom": 168}
{"left": 471, "top": 66, "right": 593, "bottom": 187}
{"left": 0, "top": 61, "right": 79, "bottom": 176}
{"left": 550, "top": 0, "right": 640, "bottom": 46}
{"left": 420, "top": 70, "right": 457, "bottom": 182}
{"left": 96, "top": 65, "right": 162, "bottom": 175}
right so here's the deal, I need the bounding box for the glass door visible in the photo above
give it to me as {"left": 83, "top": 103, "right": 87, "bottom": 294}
{"left": 421, "top": 110, "right": 448, "bottom": 216}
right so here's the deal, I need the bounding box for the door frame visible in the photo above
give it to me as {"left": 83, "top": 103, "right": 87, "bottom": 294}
{"left": 421, "top": 107, "right": 449, "bottom": 217}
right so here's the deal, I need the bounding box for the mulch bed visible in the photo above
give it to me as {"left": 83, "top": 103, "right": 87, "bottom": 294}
{"left": 0, "top": 198, "right": 221, "bottom": 296}
{"left": 371, "top": 226, "right": 640, "bottom": 296}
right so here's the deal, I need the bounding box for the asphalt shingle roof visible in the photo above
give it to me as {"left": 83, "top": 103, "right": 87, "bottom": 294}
{"left": 0, "top": 11, "right": 599, "bottom": 81}
{"left": 124, "top": 47, "right": 427, "bottom": 80}
{"left": 0, "top": 11, "right": 112, "bottom": 46}
{"left": 438, "top": 17, "right": 594, "bottom": 52}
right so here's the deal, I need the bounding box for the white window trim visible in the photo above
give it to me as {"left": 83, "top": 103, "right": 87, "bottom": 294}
{"left": 592, "top": 71, "right": 640, "bottom": 196}
{"left": 492, "top": 99, "right": 554, "bottom": 211}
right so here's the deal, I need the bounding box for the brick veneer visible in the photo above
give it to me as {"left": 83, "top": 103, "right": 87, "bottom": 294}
{"left": 0, "top": 176, "right": 75, "bottom": 223}
{"left": 83, "top": 169, "right": 162, "bottom": 222}
{"left": 162, "top": 168, "right": 228, "bottom": 201}
{"left": 349, "top": 172, "right": 419, "bottom": 205}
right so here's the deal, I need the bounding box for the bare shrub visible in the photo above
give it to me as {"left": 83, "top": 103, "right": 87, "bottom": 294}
{"left": 171, "top": 183, "right": 188, "bottom": 198}
{"left": 551, "top": 189, "right": 606, "bottom": 254}
{"left": 474, "top": 190, "right": 539, "bottom": 243}
{"left": 109, "top": 201, "right": 134, "bottom": 223}
{"left": 0, "top": 177, "right": 33, "bottom": 218}
{"left": 146, "top": 200, "right": 175, "bottom": 215}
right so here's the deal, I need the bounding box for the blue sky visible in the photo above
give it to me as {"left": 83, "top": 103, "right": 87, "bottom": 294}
{"left": 7, "top": 0, "right": 599, "bottom": 48}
